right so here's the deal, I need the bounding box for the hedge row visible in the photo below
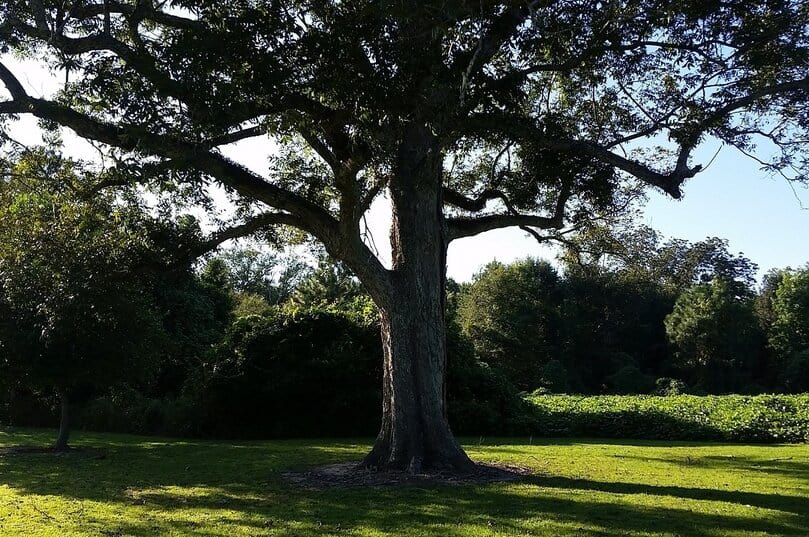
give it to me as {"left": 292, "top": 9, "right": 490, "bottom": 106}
{"left": 524, "top": 394, "right": 809, "bottom": 443}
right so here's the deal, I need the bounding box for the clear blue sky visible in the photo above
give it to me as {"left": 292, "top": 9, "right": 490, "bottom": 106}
{"left": 642, "top": 144, "right": 809, "bottom": 280}
{"left": 3, "top": 56, "right": 808, "bottom": 284}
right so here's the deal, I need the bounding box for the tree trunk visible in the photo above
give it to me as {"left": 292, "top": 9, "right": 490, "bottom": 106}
{"left": 361, "top": 123, "right": 474, "bottom": 473}
{"left": 54, "top": 393, "right": 70, "bottom": 452}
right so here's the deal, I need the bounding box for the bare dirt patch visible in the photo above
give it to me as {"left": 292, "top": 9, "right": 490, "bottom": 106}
{"left": 282, "top": 462, "right": 533, "bottom": 488}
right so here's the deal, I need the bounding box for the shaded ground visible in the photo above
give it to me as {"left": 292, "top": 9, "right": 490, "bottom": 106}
{"left": 0, "top": 446, "right": 106, "bottom": 457}
{"left": 0, "top": 429, "right": 807, "bottom": 536}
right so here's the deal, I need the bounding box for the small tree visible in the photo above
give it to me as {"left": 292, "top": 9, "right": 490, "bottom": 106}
{"left": 458, "top": 259, "right": 562, "bottom": 391}
{"left": 289, "top": 259, "right": 365, "bottom": 311}
{"left": 665, "top": 278, "right": 761, "bottom": 393}
{"left": 0, "top": 150, "right": 166, "bottom": 449}
{"left": 768, "top": 268, "right": 809, "bottom": 392}
{"left": 149, "top": 257, "right": 237, "bottom": 394}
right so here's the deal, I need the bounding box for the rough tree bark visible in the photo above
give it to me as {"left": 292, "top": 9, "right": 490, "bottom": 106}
{"left": 360, "top": 123, "right": 474, "bottom": 473}
{"left": 54, "top": 393, "right": 70, "bottom": 451}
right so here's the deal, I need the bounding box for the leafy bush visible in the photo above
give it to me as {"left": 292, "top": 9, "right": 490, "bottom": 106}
{"left": 0, "top": 387, "right": 55, "bottom": 428}
{"left": 537, "top": 359, "right": 571, "bottom": 393}
{"left": 780, "top": 349, "right": 809, "bottom": 393}
{"left": 78, "top": 313, "right": 381, "bottom": 438}
{"left": 76, "top": 313, "right": 527, "bottom": 438}
{"left": 445, "top": 326, "right": 527, "bottom": 435}
{"left": 605, "top": 365, "right": 655, "bottom": 394}
{"left": 654, "top": 377, "right": 687, "bottom": 396}
{"left": 189, "top": 312, "right": 383, "bottom": 438}
{"left": 526, "top": 394, "right": 809, "bottom": 442}
{"left": 78, "top": 386, "right": 199, "bottom": 437}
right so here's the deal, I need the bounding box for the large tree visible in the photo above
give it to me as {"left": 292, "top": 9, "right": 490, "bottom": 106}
{"left": 1, "top": 1, "right": 807, "bottom": 471}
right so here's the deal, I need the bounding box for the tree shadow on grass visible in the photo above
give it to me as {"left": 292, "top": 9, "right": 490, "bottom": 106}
{"left": 524, "top": 475, "right": 808, "bottom": 514}
{"left": 0, "top": 432, "right": 807, "bottom": 536}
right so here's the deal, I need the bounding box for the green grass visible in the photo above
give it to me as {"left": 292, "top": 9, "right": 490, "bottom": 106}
{"left": 0, "top": 429, "right": 807, "bottom": 536}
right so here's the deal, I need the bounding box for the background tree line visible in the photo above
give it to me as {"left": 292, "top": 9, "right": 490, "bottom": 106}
{"left": 457, "top": 249, "right": 809, "bottom": 398}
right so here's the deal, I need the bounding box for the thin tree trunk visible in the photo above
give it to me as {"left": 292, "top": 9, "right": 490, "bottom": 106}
{"left": 54, "top": 393, "right": 70, "bottom": 451}
{"left": 361, "top": 122, "right": 474, "bottom": 473}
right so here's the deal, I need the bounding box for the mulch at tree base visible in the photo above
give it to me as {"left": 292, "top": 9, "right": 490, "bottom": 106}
{"left": 282, "top": 461, "right": 533, "bottom": 488}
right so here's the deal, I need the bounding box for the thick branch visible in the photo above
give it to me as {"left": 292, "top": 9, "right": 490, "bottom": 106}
{"left": 202, "top": 125, "right": 268, "bottom": 148}
{"left": 70, "top": 1, "right": 202, "bottom": 30}
{"left": 701, "top": 77, "right": 809, "bottom": 133}
{"left": 3, "top": 11, "right": 348, "bottom": 130}
{"left": 578, "top": 141, "right": 698, "bottom": 198}
{"left": 460, "top": 111, "right": 704, "bottom": 198}
{"left": 194, "top": 212, "right": 303, "bottom": 255}
{"left": 454, "top": 3, "right": 536, "bottom": 103}
{"left": 447, "top": 212, "right": 563, "bottom": 240}
{"left": 446, "top": 172, "right": 573, "bottom": 240}
{"left": 0, "top": 63, "right": 336, "bottom": 238}
{"left": 1, "top": 62, "right": 392, "bottom": 299}
{"left": 0, "top": 62, "right": 27, "bottom": 101}
{"left": 7, "top": 16, "right": 185, "bottom": 97}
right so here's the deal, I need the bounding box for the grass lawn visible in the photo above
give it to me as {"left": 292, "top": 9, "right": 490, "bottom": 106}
{"left": 0, "top": 429, "right": 807, "bottom": 536}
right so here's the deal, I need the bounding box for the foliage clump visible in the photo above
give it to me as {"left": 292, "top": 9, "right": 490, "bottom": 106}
{"left": 526, "top": 394, "right": 809, "bottom": 443}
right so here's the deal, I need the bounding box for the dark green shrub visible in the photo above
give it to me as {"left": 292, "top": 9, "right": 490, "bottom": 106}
{"left": 193, "top": 312, "right": 382, "bottom": 437}
{"left": 78, "top": 385, "right": 199, "bottom": 437}
{"left": 77, "top": 313, "right": 528, "bottom": 438}
{"left": 781, "top": 349, "right": 809, "bottom": 393}
{"left": 605, "top": 365, "right": 655, "bottom": 394}
{"left": 446, "top": 326, "right": 527, "bottom": 435}
{"left": 1, "top": 387, "right": 55, "bottom": 428}
{"left": 537, "top": 359, "right": 571, "bottom": 393}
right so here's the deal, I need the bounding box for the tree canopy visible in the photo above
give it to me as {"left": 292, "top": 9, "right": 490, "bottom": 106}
{"left": 0, "top": 1, "right": 806, "bottom": 264}
{"left": 768, "top": 267, "right": 809, "bottom": 391}
{"left": 458, "top": 259, "right": 562, "bottom": 391}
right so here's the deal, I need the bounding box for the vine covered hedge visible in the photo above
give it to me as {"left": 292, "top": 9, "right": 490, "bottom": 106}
{"left": 525, "top": 394, "right": 809, "bottom": 443}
